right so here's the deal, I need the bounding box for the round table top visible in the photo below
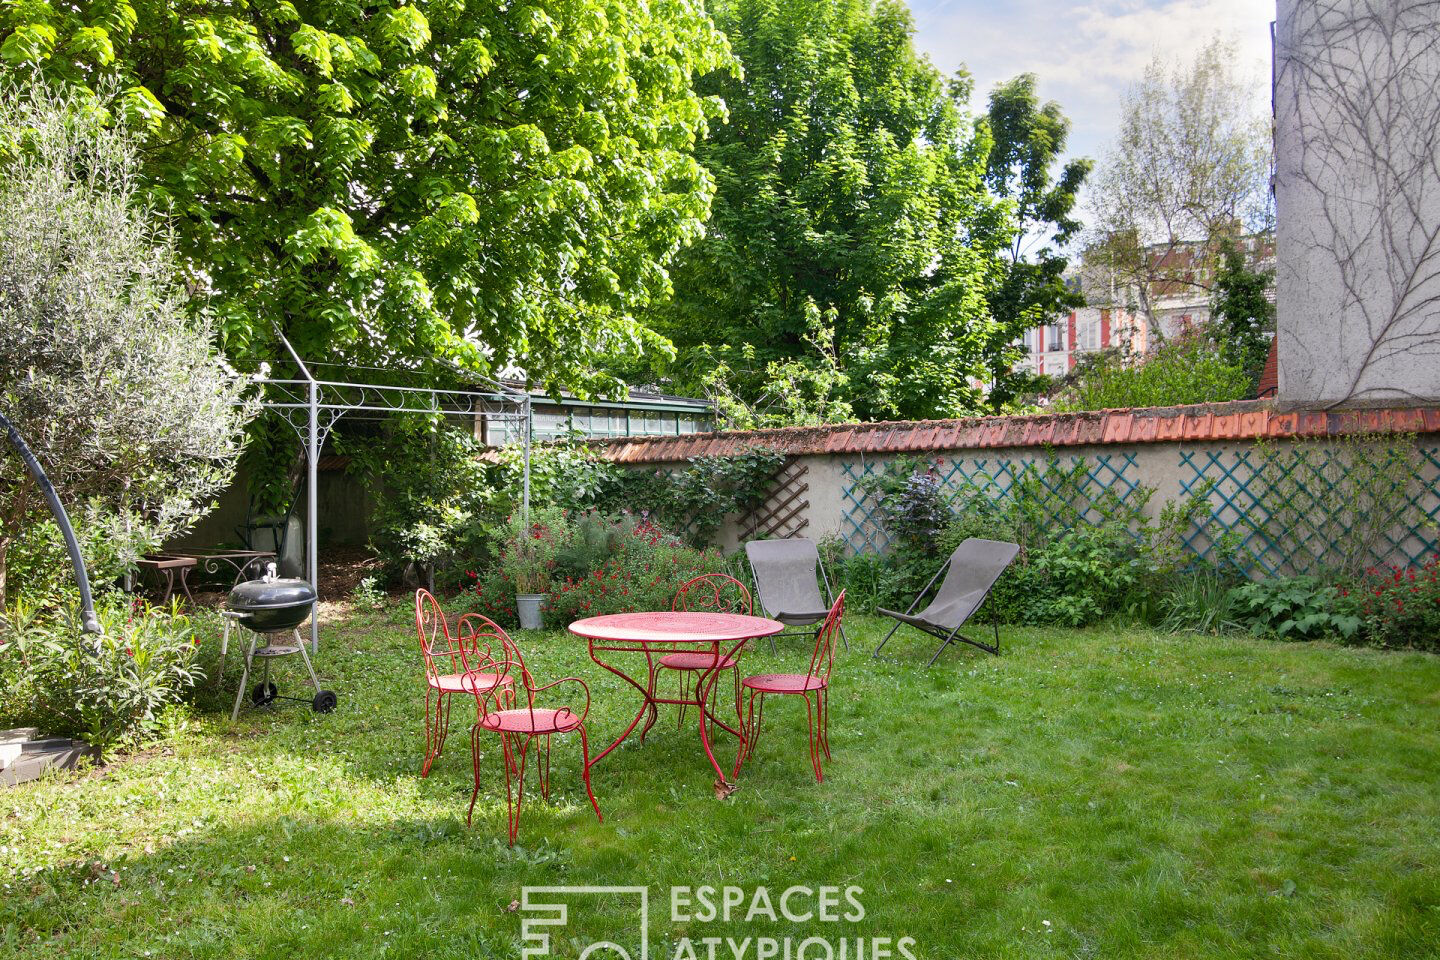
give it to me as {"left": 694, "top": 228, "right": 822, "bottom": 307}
{"left": 569, "top": 611, "right": 785, "bottom": 643}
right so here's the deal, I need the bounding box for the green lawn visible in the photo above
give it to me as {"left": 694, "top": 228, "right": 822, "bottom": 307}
{"left": 4, "top": 602, "right": 1440, "bottom": 959}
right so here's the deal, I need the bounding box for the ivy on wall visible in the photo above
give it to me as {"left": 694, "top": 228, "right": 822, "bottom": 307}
{"left": 595, "top": 448, "right": 786, "bottom": 547}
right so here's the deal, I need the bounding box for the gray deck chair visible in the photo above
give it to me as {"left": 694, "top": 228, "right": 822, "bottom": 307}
{"left": 873, "top": 538, "right": 1020, "bottom": 665}
{"left": 745, "top": 538, "right": 849, "bottom": 654}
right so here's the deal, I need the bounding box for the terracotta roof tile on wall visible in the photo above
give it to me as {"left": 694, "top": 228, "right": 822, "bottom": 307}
{"left": 587, "top": 399, "right": 1440, "bottom": 464}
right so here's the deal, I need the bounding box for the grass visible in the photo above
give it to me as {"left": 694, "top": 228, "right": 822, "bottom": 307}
{"left": 4, "top": 601, "right": 1440, "bottom": 959}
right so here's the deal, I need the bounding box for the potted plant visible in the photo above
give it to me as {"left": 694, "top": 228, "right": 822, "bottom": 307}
{"left": 500, "top": 510, "right": 564, "bottom": 629}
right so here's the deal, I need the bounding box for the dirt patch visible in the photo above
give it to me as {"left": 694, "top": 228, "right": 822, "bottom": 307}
{"left": 314, "top": 545, "right": 383, "bottom": 599}
{"left": 186, "top": 545, "right": 381, "bottom": 608}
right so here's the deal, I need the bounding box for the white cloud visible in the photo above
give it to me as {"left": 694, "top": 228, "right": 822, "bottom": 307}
{"left": 909, "top": 0, "right": 1275, "bottom": 163}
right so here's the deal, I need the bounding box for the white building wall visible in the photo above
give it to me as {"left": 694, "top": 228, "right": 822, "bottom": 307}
{"left": 1275, "top": 0, "right": 1440, "bottom": 407}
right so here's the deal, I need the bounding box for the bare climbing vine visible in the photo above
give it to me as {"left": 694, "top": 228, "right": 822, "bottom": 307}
{"left": 1275, "top": 0, "right": 1440, "bottom": 406}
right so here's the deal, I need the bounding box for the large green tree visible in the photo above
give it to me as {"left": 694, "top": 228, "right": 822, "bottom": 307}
{"left": 981, "top": 73, "right": 1090, "bottom": 408}
{"left": 1, "top": 0, "right": 732, "bottom": 393}
{"left": 639, "top": 0, "right": 1014, "bottom": 421}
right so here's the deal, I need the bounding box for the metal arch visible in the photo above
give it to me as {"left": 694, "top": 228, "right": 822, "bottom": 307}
{"left": 1, "top": 413, "right": 102, "bottom": 634}
{"left": 269, "top": 404, "right": 347, "bottom": 449}
{"left": 256, "top": 377, "right": 527, "bottom": 417}
{"left": 245, "top": 335, "right": 532, "bottom": 652}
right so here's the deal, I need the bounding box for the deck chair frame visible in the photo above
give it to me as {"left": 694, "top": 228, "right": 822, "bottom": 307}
{"left": 872, "top": 545, "right": 1013, "bottom": 665}
{"left": 744, "top": 539, "right": 850, "bottom": 654}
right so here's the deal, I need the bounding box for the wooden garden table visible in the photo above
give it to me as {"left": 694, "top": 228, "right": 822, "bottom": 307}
{"left": 570, "top": 611, "right": 785, "bottom": 792}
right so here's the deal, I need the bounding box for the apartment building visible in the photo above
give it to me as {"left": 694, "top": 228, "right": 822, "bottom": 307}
{"left": 1016, "top": 233, "right": 1274, "bottom": 378}
{"left": 1013, "top": 305, "right": 1146, "bottom": 377}
{"left": 1145, "top": 233, "right": 1276, "bottom": 340}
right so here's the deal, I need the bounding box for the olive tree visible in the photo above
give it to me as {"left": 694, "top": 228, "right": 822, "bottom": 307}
{"left": 0, "top": 79, "right": 254, "bottom": 607}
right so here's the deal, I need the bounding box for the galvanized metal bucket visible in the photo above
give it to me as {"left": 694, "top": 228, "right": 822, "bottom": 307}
{"left": 516, "top": 593, "right": 545, "bottom": 630}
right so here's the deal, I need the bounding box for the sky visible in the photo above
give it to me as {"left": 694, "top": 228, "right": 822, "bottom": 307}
{"left": 906, "top": 0, "right": 1276, "bottom": 173}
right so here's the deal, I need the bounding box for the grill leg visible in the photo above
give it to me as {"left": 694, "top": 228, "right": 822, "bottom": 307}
{"left": 217, "top": 618, "right": 230, "bottom": 687}
{"left": 293, "top": 629, "right": 322, "bottom": 689}
{"left": 231, "top": 631, "right": 259, "bottom": 722}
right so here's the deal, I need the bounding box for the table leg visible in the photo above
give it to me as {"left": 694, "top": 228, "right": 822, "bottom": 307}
{"left": 697, "top": 638, "right": 749, "bottom": 789}
{"left": 638, "top": 645, "right": 659, "bottom": 743}
{"left": 585, "top": 642, "right": 660, "bottom": 771}
{"left": 177, "top": 565, "right": 196, "bottom": 605}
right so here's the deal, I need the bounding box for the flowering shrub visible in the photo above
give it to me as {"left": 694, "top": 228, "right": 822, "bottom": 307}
{"left": 467, "top": 513, "right": 726, "bottom": 626}
{"left": 548, "top": 518, "right": 725, "bottom": 622}
{"left": 0, "top": 598, "right": 204, "bottom": 752}
{"left": 1226, "top": 560, "right": 1440, "bottom": 651}
{"left": 1356, "top": 558, "right": 1440, "bottom": 651}
{"left": 497, "top": 507, "right": 569, "bottom": 594}
{"left": 466, "top": 573, "right": 520, "bottom": 625}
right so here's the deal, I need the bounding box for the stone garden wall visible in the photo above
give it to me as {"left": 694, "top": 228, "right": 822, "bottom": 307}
{"left": 593, "top": 400, "right": 1440, "bottom": 575}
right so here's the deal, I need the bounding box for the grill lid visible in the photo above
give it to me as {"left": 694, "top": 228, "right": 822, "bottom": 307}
{"left": 228, "top": 563, "right": 317, "bottom": 612}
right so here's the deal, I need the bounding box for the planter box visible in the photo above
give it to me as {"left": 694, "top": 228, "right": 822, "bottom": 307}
{"left": 0, "top": 728, "right": 98, "bottom": 787}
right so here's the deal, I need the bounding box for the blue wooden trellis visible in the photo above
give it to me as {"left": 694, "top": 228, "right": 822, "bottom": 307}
{"left": 1179, "top": 446, "right": 1440, "bottom": 575}
{"left": 838, "top": 453, "right": 1142, "bottom": 554}
{"left": 839, "top": 460, "right": 889, "bottom": 553}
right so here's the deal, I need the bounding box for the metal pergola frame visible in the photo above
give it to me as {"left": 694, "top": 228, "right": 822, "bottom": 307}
{"left": 252, "top": 336, "right": 531, "bottom": 651}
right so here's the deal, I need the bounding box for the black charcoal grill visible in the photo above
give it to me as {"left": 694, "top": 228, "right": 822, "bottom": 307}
{"left": 221, "top": 565, "right": 337, "bottom": 719}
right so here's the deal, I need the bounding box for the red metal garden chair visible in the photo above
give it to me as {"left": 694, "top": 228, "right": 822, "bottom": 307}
{"left": 738, "top": 591, "right": 844, "bottom": 782}
{"left": 415, "top": 589, "right": 513, "bottom": 777}
{"left": 648, "top": 574, "right": 754, "bottom": 732}
{"left": 466, "top": 620, "right": 602, "bottom": 845}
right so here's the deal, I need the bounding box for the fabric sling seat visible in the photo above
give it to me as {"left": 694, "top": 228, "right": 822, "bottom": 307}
{"left": 744, "top": 537, "right": 848, "bottom": 653}
{"left": 874, "top": 538, "right": 1020, "bottom": 665}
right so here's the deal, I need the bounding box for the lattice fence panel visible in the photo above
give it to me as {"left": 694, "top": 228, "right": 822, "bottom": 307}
{"left": 740, "top": 459, "right": 810, "bottom": 541}
{"left": 1179, "top": 445, "right": 1440, "bottom": 575}
{"left": 838, "top": 453, "right": 1142, "bottom": 554}
{"left": 1383, "top": 447, "right": 1440, "bottom": 564}
{"left": 839, "top": 460, "right": 889, "bottom": 553}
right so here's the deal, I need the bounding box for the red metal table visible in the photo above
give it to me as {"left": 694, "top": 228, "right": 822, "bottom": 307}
{"left": 571, "top": 611, "right": 785, "bottom": 792}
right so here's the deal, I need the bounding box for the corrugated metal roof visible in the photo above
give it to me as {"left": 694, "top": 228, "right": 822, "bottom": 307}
{"left": 590, "top": 400, "right": 1440, "bottom": 464}
{"left": 500, "top": 380, "right": 712, "bottom": 411}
